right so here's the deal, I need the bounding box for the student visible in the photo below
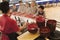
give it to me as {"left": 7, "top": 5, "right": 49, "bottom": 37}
{"left": 12, "top": 4, "right": 17, "bottom": 12}
{"left": 0, "top": 1, "right": 23, "bottom": 40}
{"left": 25, "top": 2, "right": 32, "bottom": 14}
{"left": 35, "top": 6, "right": 45, "bottom": 17}
{"left": 17, "top": 1, "right": 26, "bottom": 13}
{"left": 30, "top": 1, "right": 37, "bottom": 14}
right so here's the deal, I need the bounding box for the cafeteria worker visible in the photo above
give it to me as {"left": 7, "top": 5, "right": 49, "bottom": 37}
{"left": 0, "top": 1, "right": 23, "bottom": 40}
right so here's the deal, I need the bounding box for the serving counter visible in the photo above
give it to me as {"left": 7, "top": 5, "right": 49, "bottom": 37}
{"left": 17, "top": 31, "right": 49, "bottom": 40}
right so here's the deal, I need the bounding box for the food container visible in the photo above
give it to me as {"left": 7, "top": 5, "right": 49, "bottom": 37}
{"left": 36, "top": 16, "right": 45, "bottom": 28}
{"left": 27, "top": 23, "right": 38, "bottom": 34}
{"left": 40, "top": 27, "right": 50, "bottom": 38}
{"left": 46, "top": 20, "right": 57, "bottom": 32}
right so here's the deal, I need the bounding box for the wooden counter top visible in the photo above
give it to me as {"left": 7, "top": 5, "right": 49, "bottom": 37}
{"left": 17, "top": 31, "right": 40, "bottom": 40}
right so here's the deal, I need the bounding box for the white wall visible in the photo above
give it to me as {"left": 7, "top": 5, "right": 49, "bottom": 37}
{"left": 0, "top": 0, "right": 2, "bottom": 2}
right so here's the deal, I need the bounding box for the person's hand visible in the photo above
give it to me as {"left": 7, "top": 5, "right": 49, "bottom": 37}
{"left": 20, "top": 26, "right": 25, "bottom": 31}
{"left": 32, "top": 16, "right": 35, "bottom": 18}
{"left": 19, "top": 23, "right": 27, "bottom": 31}
{"left": 16, "top": 31, "right": 22, "bottom": 35}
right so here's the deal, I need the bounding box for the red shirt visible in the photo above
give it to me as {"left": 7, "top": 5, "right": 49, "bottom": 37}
{"left": 2, "top": 34, "right": 9, "bottom": 40}
{"left": 0, "top": 14, "right": 19, "bottom": 34}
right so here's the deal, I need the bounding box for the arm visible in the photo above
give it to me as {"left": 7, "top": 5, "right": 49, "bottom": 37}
{"left": 17, "top": 7, "right": 20, "bottom": 12}
{"left": 43, "top": 12, "right": 46, "bottom": 18}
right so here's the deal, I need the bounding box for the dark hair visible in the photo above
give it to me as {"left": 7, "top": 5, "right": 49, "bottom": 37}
{"left": 19, "top": 1, "right": 23, "bottom": 3}
{"left": 0, "top": 1, "right": 10, "bottom": 14}
{"left": 38, "top": 6, "right": 44, "bottom": 10}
